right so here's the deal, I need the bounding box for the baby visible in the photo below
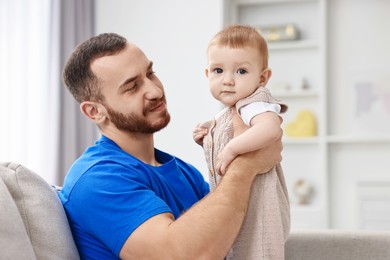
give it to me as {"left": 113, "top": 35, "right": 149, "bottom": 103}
{"left": 193, "top": 25, "right": 290, "bottom": 259}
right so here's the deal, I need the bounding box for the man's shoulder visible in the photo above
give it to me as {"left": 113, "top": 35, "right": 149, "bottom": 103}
{"left": 59, "top": 141, "right": 142, "bottom": 204}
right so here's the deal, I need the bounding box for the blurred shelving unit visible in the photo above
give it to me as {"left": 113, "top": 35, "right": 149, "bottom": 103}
{"left": 224, "top": 0, "right": 329, "bottom": 229}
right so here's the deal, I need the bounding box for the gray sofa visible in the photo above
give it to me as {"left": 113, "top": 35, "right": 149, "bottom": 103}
{"left": 285, "top": 229, "right": 390, "bottom": 260}
{"left": 1, "top": 162, "right": 390, "bottom": 260}
{"left": 0, "top": 162, "right": 79, "bottom": 260}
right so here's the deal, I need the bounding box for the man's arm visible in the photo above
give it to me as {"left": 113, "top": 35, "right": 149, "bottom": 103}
{"left": 119, "top": 135, "right": 283, "bottom": 259}
{"left": 228, "top": 112, "right": 281, "bottom": 155}
{"left": 217, "top": 111, "right": 282, "bottom": 174}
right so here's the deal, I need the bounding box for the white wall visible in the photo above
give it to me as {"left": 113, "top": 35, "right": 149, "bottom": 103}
{"left": 95, "top": 1, "right": 225, "bottom": 178}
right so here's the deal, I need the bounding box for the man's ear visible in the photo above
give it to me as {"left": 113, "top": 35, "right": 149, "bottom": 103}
{"left": 80, "top": 101, "right": 107, "bottom": 125}
{"left": 260, "top": 68, "right": 272, "bottom": 86}
{"left": 205, "top": 68, "right": 209, "bottom": 78}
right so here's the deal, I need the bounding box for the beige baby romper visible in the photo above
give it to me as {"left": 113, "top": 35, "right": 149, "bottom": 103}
{"left": 202, "top": 87, "right": 290, "bottom": 260}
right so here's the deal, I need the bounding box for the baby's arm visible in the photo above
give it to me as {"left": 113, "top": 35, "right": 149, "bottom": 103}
{"left": 216, "top": 111, "right": 282, "bottom": 175}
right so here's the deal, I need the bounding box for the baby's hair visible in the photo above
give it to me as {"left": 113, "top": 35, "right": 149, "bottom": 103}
{"left": 207, "top": 24, "right": 269, "bottom": 69}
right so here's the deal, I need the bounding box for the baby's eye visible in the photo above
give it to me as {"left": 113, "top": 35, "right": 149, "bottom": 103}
{"left": 213, "top": 68, "right": 223, "bottom": 74}
{"left": 237, "top": 69, "right": 247, "bottom": 75}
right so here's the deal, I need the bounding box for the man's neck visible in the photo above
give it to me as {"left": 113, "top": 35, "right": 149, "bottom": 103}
{"left": 102, "top": 128, "right": 159, "bottom": 166}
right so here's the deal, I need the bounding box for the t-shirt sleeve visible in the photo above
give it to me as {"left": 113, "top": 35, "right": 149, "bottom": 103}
{"left": 67, "top": 162, "right": 172, "bottom": 256}
{"left": 184, "top": 161, "right": 210, "bottom": 197}
{"left": 239, "top": 101, "right": 282, "bottom": 126}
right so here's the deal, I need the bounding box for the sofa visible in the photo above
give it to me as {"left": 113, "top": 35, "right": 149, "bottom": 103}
{"left": 1, "top": 162, "right": 390, "bottom": 260}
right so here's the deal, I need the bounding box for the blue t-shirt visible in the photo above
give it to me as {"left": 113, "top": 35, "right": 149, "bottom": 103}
{"left": 59, "top": 135, "right": 209, "bottom": 259}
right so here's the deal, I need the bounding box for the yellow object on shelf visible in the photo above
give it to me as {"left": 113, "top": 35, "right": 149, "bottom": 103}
{"left": 285, "top": 110, "right": 317, "bottom": 137}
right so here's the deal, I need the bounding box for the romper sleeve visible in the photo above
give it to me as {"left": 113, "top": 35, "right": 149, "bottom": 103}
{"left": 236, "top": 86, "right": 288, "bottom": 126}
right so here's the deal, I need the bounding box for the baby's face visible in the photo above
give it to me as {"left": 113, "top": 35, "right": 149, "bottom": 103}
{"left": 206, "top": 45, "right": 266, "bottom": 107}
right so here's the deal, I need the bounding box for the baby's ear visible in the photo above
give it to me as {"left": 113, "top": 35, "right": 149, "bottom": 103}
{"left": 260, "top": 68, "right": 272, "bottom": 85}
{"left": 205, "top": 68, "right": 209, "bottom": 78}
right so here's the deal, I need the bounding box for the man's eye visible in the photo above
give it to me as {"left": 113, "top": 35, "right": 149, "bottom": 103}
{"left": 237, "top": 69, "right": 247, "bottom": 75}
{"left": 214, "top": 68, "right": 223, "bottom": 74}
{"left": 125, "top": 85, "right": 136, "bottom": 92}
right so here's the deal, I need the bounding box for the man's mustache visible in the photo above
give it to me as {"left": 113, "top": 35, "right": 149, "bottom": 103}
{"left": 143, "top": 95, "right": 167, "bottom": 115}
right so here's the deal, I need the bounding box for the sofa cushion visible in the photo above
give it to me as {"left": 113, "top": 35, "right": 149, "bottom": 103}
{"left": 285, "top": 229, "right": 390, "bottom": 260}
{"left": 0, "top": 162, "right": 80, "bottom": 260}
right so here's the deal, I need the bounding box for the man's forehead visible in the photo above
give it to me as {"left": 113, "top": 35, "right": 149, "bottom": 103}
{"left": 91, "top": 44, "right": 148, "bottom": 71}
{"left": 90, "top": 43, "right": 153, "bottom": 89}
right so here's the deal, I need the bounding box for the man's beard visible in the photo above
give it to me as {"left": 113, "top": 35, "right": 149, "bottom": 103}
{"left": 103, "top": 98, "right": 170, "bottom": 134}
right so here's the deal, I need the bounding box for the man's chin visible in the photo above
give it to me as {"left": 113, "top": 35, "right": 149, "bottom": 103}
{"left": 137, "top": 113, "right": 170, "bottom": 134}
{"left": 108, "top": 109, "right": 171, "bottom": 134}
{"left": 153, "top": 114, "right": 171, "bottom": 132}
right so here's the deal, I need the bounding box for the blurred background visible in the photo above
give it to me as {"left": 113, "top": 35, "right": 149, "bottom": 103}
{"left": 1, "top": 0, "right": 389, "bottom": 231}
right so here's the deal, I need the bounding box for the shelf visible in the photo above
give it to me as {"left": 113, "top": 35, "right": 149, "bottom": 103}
{"left": 291, "top": 204, "right": 322, "bottom": 212}
{"left": 268, "top": 40, "right": 318, "bottom": 51}
{"left": 327, "top": 135, "right": 390, "bottom": 144}
{"left": 233, "top": 0, "right": 317, "bottom": 5}
{"left": 285, "top": 136, "right": 390, "bottom": 144}
{"left": 283, "top": 137, "right": 319, "bottom": 144}
{"left": 273, "top": 89, "right": 319, "bottom": 98}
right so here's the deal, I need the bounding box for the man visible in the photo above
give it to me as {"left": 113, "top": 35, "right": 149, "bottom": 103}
{"left": 59, "top": 33, "right": 283, "bottom": 259}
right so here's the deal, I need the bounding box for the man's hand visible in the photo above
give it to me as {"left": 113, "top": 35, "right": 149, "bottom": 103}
{"left": 227, "top": 137, "right": 283, "bottom": 178}
{"left": 227, "top": 109, "right": 283, "bottom": 178}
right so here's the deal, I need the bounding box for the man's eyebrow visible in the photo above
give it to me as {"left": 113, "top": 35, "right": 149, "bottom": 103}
{"left": 147, "top": 61, "right": 154, "bottom": 71}
{"left": 118, "top": 61, "right": 154, "bottom": 92}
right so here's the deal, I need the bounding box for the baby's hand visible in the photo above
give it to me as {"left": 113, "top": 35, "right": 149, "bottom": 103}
{"left": 193, "top": 123, "right": 208, "bottom": 146}
{"left": 216, "top": 145, "right": 237, "bottom": 176}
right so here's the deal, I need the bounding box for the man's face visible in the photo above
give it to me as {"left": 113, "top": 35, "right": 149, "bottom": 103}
{"left": 91, "top": 43, "right": 170, "bottom": 134}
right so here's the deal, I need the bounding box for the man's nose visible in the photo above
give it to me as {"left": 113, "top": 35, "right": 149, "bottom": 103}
{"left": 144, "top": 79, "right": 163, "bottom": 99}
